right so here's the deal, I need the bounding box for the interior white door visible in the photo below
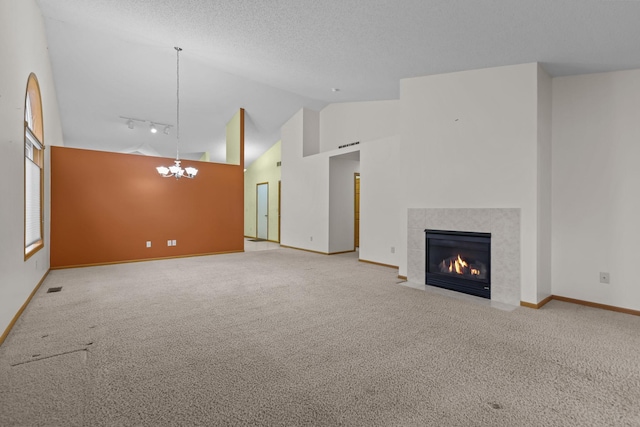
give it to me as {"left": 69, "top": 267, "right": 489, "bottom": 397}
{"left": 257, "top": 183, "right": 268, "bottom": 240}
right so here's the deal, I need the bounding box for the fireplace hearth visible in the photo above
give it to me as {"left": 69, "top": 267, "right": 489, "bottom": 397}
{"left": 425, "top": 229, "right": 491, "bottom": 299}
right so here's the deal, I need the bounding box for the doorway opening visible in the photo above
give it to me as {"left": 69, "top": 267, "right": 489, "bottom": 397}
{"left": 354, "top": 173, "right": 360, "bottom": 249}
{"left": 256, "top": 182, "right": 268, "bottom": 240}
{"left": 328, "top": 151, "right": 360, "bottom": 254}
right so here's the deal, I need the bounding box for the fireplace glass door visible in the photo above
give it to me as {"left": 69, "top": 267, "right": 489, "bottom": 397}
{"left": 425, "top": 230, "right": 491, "bottom": 299}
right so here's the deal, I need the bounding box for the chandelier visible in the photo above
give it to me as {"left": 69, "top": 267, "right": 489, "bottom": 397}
{"left": 156, "top": 47, "right": 198, "bottom": 179}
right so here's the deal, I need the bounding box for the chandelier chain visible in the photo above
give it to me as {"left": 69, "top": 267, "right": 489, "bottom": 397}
{"left": 175, "top": 46, "right": 182, "bottom": 161}
{"left": 156, "top": 46, "right": 197, "bottom": 179}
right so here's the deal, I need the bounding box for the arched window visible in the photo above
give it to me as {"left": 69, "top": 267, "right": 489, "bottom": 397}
{"left": 25, "top": 73, "right": 44, "bottom": 259}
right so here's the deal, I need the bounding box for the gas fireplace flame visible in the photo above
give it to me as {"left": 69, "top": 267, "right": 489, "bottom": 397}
{"left": 441, "top": 254, "right": 483, "bottom": 277}
{"left": 446, "top": 254, "right": 470, "bottom": 274}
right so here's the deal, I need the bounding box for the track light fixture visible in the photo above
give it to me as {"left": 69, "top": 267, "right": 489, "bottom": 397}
{"left": 120, "top": 116, "right": 144, "bottom": 130}
{"left": 119, "top": 116, "right": 172, "bottom": 135}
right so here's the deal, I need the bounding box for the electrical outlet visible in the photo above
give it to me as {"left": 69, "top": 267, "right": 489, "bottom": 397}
{"left": 167, "top": 240, "right": 172, "bottom": 247}
{"left": 146, "top": 241, "right": 151, "bottom": 248}
{"left": 391, "top": 246, "right": 395, "bottom": 254}
{"left": 599, "top": 272, "right": 610, "bottom": 284}
{"left": 172, "top": 240, "right": 177, "bottom": 246}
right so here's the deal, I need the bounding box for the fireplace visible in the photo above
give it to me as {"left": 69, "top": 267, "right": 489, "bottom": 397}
{"left": 425, "top": 229, "right": 491, "bottom": 299}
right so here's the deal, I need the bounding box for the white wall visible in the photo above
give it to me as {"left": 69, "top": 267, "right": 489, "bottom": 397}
{"left": 282, "top": 101, "right": 401, "bottom": 256}
{"left": 536, "top": 65, "right": 553, "bottom": 301}
{"left": 359, "top": 136, "right": 402, "bottom": 267}
{"left": 244, "top": 141, "right": 281, "bottom": 241}
{"left": 552, "top": 69, "right": 640, "bottom": 311}
{"left": 398, "top": 64, "right": 541, "bottom": 303}
{"left": 0, "top": 0, "right": 64, "bottom": 336}
{"left": 225, "top": 110, "right": 242, "bottom": 165}
{"left": 328, "top": 154, "right": 360, "bottom": 253}
{"left": 303, "top": 108, "right": 320, "bottom": 157}
{"left": 282, "top": 63, "right": 639, "bottom": 311}
{"left": 281, "top": 109, "right": 330, "bottom": 252}
{"left": 320, "top": 100, "right": 399, "bottom": 152}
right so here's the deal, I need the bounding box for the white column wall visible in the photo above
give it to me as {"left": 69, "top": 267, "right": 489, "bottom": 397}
{"left": 283, "top": 100, "right": 401, "bottom": 257}
{"left": 303, "top": 107, "right": 320, "bottom": 157}
{"left": 280, "top": 109, "right": 330, "bottom": 252}
{"left": 536, "top": 65, "right": 553, "bottom": 301}
{"left": 398, "top": 64, "right": 540, "bottom": 303}
{"left": 319, "top": 100, "right": 401, "bottom": 263}
{"left": 551, "top": 69, "right": 640, "bottom": 311}
{"left": 0, "top": 0, "right": 64, "bottom": 335}
{"left": 359, "top": 136, "right": 402, "bottom": 267}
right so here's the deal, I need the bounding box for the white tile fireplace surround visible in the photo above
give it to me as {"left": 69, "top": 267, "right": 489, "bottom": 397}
{"left": 408, "top": 208, "right": 521, "bottom": 306}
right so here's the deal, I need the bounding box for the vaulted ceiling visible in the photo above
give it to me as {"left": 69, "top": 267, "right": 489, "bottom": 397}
{"left": 36, "top": 0, "right": 640, "bottom": 166}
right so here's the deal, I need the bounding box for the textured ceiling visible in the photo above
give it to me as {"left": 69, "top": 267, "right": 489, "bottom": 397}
{"left": 36, "top": 0, "right": 640, "bottom": 165}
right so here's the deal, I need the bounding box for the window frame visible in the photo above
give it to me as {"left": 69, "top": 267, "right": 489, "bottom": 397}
{"left": 24, "top": 73, "right": 44, "bottom": 260}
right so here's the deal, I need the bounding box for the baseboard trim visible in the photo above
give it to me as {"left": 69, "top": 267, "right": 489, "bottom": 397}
{"left": 551, "top": 295, "right": 640, "bottom": 317}
{"left": 521, "top": 295, "right": 639, "bottom": 317}
{"left": 50, "top": 250, "right": 245, "bottom": 270}
{"left": 1, "top": 269, "right": 50, "bottom": 347}
{"left": 359, "top": 259, "right": 399, "bottom": 270}
{"left": 520, "top": 295, "right": 553, "bottom": 309}
{"left": 329, "top": 250, "right": 356, "bottom": 255}
{"left": 279, "top": 245, "right": 329, "bottom": 255}
{"left": 398, "top": 275, "right": 408, "bottom": 281}
{"left": 279, "top": 246, "right": 355, "bottom": 256}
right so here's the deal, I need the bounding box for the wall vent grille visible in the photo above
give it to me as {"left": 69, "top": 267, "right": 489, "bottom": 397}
{"left": 338, "top": 141, "right": 359, "bottom": 149}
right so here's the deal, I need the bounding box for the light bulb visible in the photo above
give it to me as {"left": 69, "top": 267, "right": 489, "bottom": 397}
{"left": 150, "top": 123, "right": 157, "bottom": 134}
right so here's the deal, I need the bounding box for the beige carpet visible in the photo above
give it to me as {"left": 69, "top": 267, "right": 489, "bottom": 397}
{"left": 1, "top": 248, "right": 639, "bottom": 426}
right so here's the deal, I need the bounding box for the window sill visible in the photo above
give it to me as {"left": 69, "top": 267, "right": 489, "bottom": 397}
{"left": 25, "top": 240, "right": 44, "bottom": 261}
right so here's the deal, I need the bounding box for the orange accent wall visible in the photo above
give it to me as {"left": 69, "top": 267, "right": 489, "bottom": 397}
{"left": 51, "top": 147, "right": 244, "bottom": 268}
